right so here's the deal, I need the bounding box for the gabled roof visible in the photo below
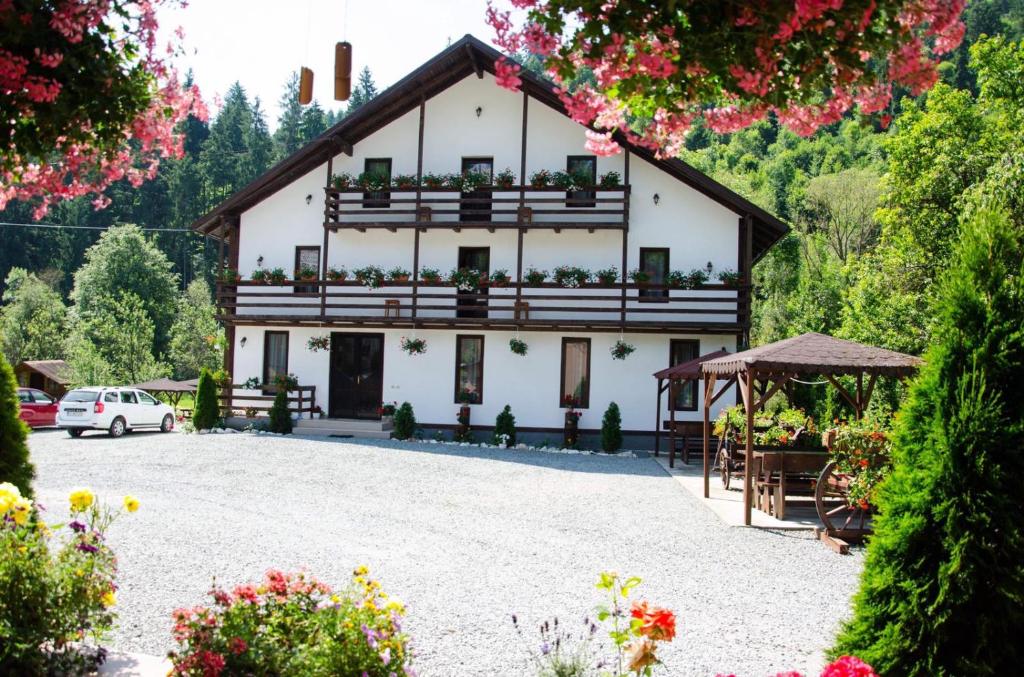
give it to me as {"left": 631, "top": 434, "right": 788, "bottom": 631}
{"left": 653, "top": 349, "right": 730, "bottom": 381}
{"left": 701, "top": 333, "right": 923, "bottom": 377}
{"left": 191, "top": 35, "right": 789, "bottom": 262}
{"left": 16, "top": 359, "right": 71, "bottom": 384}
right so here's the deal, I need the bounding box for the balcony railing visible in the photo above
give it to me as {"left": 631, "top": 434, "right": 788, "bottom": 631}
{"left": 323, "top": 185, "right": 629, "bottom": 231}
{"left": 215, "top": 279, "right": 749, "bottom": 333}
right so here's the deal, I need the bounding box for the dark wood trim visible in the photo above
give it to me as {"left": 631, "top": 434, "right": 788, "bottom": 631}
{"left": 321, "top": 155, "right": 333, "bottom": 317}
{"left": 464, "top": 43, "right": 484, "bottom": 78}
{"left": 668, "top": 339, "right": 700, "bottom": 412}
{"left": 454, "top": 334, "right": 485, "bottom": 405}
{"left": 363, "top": 158, "right": 392, "bottom": 208}
{"left": 262, "top": 330, "right": 289, "bottom": 391}
{"left": 560, "top": 337, "right": 591, "bottom": 408}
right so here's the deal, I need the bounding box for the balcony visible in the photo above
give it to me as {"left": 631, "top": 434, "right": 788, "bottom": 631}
{"left": 215, "top": 279, "right": 749, "bottom": 334}
{"left": 323, "top": 185, "right": 629, "bottom": 231}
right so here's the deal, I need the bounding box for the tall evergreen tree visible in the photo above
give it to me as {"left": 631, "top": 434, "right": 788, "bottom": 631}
{"left": 345, "top": 66, "right": 378, "bottom": 114}
{"left": 273, "top": 72, "right": 305, "bottom": 161}
{"left": 300, "top": 101, "right": 329, "bottom": 143}
{"left": 246, "top": 98, "right": 274, "bottom": 178}
{"left": 0, "top": 354, "right": 34, "bottom": 498}
{"left": 200, "top": 82, "right": 255, "bottom": 202}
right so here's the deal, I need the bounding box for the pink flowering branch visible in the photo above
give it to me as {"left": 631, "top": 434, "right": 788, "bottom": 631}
{"left": 1, "top": 0, "right": 208, "bottom": 218}
{"left": 485, "top": 0, "right": 966, "bottom": 156}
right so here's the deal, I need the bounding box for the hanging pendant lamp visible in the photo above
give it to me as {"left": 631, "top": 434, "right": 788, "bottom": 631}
{"left": 335, "top": 41, "right": 352, "bottom": 101}
{"left": 299, "top": 67, "right": 314, "bottom": 105}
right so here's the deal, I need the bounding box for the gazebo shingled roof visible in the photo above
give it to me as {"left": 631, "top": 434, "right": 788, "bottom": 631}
{"left": 652, "top": 350, "right": 729, "bottom": 381}
{"left": 131, "top": 378, "right": 198, "bottom": 392}
{"left": 701, "top": 332, "right": 922, "bottom": 378}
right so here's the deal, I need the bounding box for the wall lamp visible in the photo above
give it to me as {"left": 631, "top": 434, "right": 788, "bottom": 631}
{"left": 706, "top": 261, "right": 714, "bottom": 273}
{"left": 653, "top": 193, "right": 660, "bottom": 205}
{"left": 305, "top": 194, "right": 313, "bottom": 204}
{"left": 257, "top": 255, "right": 264, "bottom": 267}
{"left": 240, "top": 336, "right": 247, "bottom": 347}
{"left": 475, "top": 106, "right": 482, "bottom": 117}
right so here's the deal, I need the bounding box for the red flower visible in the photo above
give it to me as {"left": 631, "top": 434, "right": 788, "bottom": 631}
{"left": 232, "top": 584, "right": 259, "bottom": 603}
{"left": 630, "top": 600, "right": 677, "bottom": 642}
{"left": 821, "top": 655, "right": 878, "bottom": 677}
{"left": 229, "top": 637, "right": 248, "bottom": 655}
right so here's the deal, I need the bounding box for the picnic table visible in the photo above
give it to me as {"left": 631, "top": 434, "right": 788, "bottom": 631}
{"left": 752, "top": 449, "right": 830, "bottom": 520}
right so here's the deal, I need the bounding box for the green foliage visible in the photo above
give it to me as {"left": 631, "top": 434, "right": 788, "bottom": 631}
{"left": 0, "top": 268, "right": 67, "bottom": 365}
{"left": 71, "top": 224, "right": 180, "bottom": 356}
{"left": 67, "top": 291, "right": 168, "bottom": 387}
{"left": 600, "top": 402, "right": 623, "bottom": 453}
{"left": 346, "top": 67, "right": 379, "bottom": 114}
{"left": 268, "top": 389, "right": 293, "bottom": 435}
{"left": 392, "top": 402, "right": 416, "bottom": 440}
{"left": 169, "top": 569, "right": 412, "bottom": 676}
{"left": 0, "top": 355, "right": 34, "bottom": 498}
{"left": 0, "top": 489, "right": 124, "bottom": 674}
{"left": 833, "top": 209, "right": 1024, "bottom": 674}
{"left": 168, "top": 279, "right": 223, "bottom": 380}
{"left": 494, "top": 405, "right": 517, "bottom": 447}
{"left": 192, "top": 368, "right": 220, "bottom": 432}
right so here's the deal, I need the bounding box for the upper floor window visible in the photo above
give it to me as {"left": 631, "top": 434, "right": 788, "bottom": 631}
{"left": 460, "top": 157, "right": 493, "bottom": 223}
{"left": 561, "top": 337, "right": 591, "bottom": 408}
{"left": 567, "top": 155, "right": 596, "bottom": 207}
{"left": 639, "top": 248, "right": 669, "bottom": 300}
{"left": 294, "top": 246, "right": 320, "bottom": 294}
{"left": 454, "top": 335, "right": 484, "bottom": 404}
{"left": 363, "top": 158, "right": 391, "bottom": 209}
{"left": 669, "top": 340, "right": 699, "bottom": 411}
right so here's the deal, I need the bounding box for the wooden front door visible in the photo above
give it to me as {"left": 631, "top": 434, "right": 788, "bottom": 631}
{"left": 329, "top": 333, "right": 384, "bottom": 419}
{"left": 457, "top": 247, "right": 489, "bottom": 319}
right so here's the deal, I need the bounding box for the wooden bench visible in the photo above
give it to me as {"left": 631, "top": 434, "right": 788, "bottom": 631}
{"left": 663, "top": 421, "right": 716, "bottom": 468}
{"left": 754, "top": 450, "right": 829, "bottom": 520}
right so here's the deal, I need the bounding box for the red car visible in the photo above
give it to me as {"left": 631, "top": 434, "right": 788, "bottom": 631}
{"left": 17, "top": 387, "right": 59, "bottom": 428}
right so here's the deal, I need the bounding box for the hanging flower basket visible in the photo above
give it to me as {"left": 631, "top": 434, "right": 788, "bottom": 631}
{"left": 509, "top": 337, "right": 528, "bottom": 356}
{"left": 401, "top": 336, "right": 427, "bottom": 355}
{"left": 307, "top": 335, "right": 330, "bottom": 352}
{"left": 611, "top": 340, "right": 636, "bottom": 360}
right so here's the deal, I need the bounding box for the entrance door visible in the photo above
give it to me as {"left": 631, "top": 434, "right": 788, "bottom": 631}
{"left": 329, "top": 333, "right": 385, "bottom": 419}
{"left": 457, "top": 247, "right": 489, "bottom": 319}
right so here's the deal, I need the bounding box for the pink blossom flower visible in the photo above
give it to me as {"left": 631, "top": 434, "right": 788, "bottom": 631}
{"left": 494, "top": 57, "right": 522, "bottom": 91}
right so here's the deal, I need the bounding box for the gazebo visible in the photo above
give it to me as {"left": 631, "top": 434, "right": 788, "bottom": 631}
{"left": 132, "top": 377, "right": 199, "bottom": 409}
{"left": 699, "top": 332, "right": 922, "bottom": 526}
{"left": 652, "top": 349, "right": 730, "bottom": 465}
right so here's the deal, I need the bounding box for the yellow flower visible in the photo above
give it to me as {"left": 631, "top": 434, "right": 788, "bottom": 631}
{"left": 354, "top": 565, "right": 369, "bottom": 576}
{"left": 101, "top": 591, "right": 117, "bottom": 607}
{"left": 330, "top": 594, "right": 341, "bottom": 604}
{"left": 11, "top": 497, "right": 32, "bottom": 525}
{"left": 0, "top": 482, "right": 21, "bottom": 513}
{"left": 123, "top": 495, "right": 139, "bottom": 513}
{"left": 69, "top": 488, "right": 94, "bottom": 513}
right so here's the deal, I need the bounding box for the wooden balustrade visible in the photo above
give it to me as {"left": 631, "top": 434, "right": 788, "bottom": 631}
{"left": 215, "top": 279, "right": 750, "bottom": 333}
{"left": 323, "top": 185, "right": 629, "bottom": 230}
{"left": 217, "top": 383, "right": 318, "bottom": 419}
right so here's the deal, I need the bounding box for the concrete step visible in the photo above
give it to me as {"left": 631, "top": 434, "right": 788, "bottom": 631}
{"left": 293, "top": 425, "right": 393, "bottom": 439}
{"left": 296, "top": 417, "right": 392, "bottom": 432}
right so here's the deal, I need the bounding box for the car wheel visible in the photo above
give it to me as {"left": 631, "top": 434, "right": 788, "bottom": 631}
{"left": 160, "top": 414, "right": 174, "bottom": 433}
{"left": 68, "top": 429, "right": 84, "bottom": 438}
{"left": 108, "top": 417, "right": 126, "bottom": 438}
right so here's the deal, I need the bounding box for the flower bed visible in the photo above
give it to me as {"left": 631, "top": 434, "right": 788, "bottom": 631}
{"left": 169, "top": 567, "right": 412, "bottom": 676}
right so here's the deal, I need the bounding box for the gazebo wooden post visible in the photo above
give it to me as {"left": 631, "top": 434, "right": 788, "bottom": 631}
{"left": 655, "top": 378, "right": 663, "bottom": 457}
{"left": 743, "top": 368, "right": 755, "bottom": 526}
{"left": 668, "top": 380, "right": 677, "bottom": 467}
{"left": 702, "top": 372, "right": 717, "bottom": 498}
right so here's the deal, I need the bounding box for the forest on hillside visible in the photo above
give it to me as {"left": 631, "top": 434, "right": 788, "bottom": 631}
{"left": 2, "top": 0, "right": 1023, "bottom": 398}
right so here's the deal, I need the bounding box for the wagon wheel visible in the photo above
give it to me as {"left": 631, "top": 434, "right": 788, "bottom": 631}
{"left": 717, "top": 446, "right": 731, "bottom": 490}
{"left": 814, "top": 460, "right": 872, "bottom": 541}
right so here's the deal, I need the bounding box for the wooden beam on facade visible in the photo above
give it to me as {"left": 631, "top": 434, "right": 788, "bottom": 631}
{"left": 321, "top": 154, "right": 333, "bottom": 320}
{"left": 702, "top": 372, "right": 717, "bottom": 498}
{"left": 465, "top": 43, "right": 484, "bottom": 78}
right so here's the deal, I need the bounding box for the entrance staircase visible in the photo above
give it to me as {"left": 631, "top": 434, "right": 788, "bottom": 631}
{"left": 293, "top": 417, "right": 393, "bottom": 439}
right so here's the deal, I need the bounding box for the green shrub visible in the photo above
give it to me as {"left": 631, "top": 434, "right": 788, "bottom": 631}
{"left": 832, "top": 210, "right": 1024, "bottom": 674}
{"left": 600, "top": 402, "right": 623, "bottom": 452}
{"left": 268, "top": 389, "right": 293, "bottom": 434}
{"left": 192, "top": 368, "right": 220, "bottom": 431}
{"left": 0, "top": 487, "right": 131, "bottom": 674}
{"left": 0, "top": 355, "right": 33, "bottom": 498}
{"left": 392, "top": 402, "right": 416, "bottom": 440}
{"left": 169, "top": 568, "right": 412, "bottom": 676}
{"left": 493, "top": 405, "right": 516, "bottom": 447}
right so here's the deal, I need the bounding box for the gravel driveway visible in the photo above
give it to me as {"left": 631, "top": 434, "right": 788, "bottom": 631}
{"left": 28, "top": 429, "right": 863, "bottom": 676}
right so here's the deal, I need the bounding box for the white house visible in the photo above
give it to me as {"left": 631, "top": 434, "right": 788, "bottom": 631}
{"left": 191, "top": 35, "right": 788, "bottom": 445}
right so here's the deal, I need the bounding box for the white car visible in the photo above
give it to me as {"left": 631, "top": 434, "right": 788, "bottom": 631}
{"left": 57, "top": 387, "right": 176, "bottom": 438}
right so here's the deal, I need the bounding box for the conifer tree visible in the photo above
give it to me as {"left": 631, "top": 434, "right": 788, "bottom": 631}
{"left": 832, "top": 209, "right": 1024, "bottom": 675}
{"left": 601, "top": 402, "right": 623, "bottom": 452}
{"left": 192, "top": 368, "right": 220, "bottom": 431}
{"left": 0, "top": 355, "right": 34, "bottom": 498}
{"left": 494, "top": 405, "right": 517, "bottom": 447}
{"left": 267, "top": 389, "right": 293, "bottom": 434}
{"left": 346, "top": 67, "right": 378, "bottom": 114}
{"left": 392, "top": 402, "right": 416, "bottom": 440}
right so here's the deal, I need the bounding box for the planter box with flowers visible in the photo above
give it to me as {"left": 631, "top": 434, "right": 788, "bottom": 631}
{"left": 354, "top": 266, "right": 385, "bottom": 289}
{"left": 594, "top": 267, "right": 620, "bottom": 286}
{"left": 419, "top": 267, "right": 442, "bottom": 285}
{"left": 524, "top": 267, "right": 548, "bottom": 286}
{"left": 296, "top": 264, "right": 318, "bottom": 282}
{"left": 326, "top": 266, "right": 349, "bottom": 281}
{"left": 217, "top": 267, "right": 241, "bottom": 284}
{"left": 628, "top": 268, "right": 650, "bottom": 286}
{"left": 449, "top": 267, "right": 484, "bottom": 292}
{"left": 388, "top": 267, "right": 411, "bottom": 284}
{"left": 553, "top": 265, "right": 590, "bottom": 288}
{"left": 717, "top": 268, "right": 743, "bottom": 286}
{"left": 487, "top": 269, "right": 511, "bottom": 287}
{"left": 378, "top": 401, "right": 397, "bottom": 425}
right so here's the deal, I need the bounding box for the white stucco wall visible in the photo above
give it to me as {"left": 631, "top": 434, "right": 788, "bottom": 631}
{"left": 230, "top": 326, "right": 736, "bottom": 432}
